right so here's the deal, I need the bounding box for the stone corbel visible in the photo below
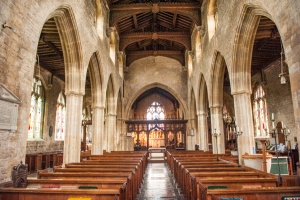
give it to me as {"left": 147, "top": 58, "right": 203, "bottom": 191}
{"left": 196, "top": 25, "right": 205, "bottom": 37}
{"left": 188, "top": 50, "right": 195, "bottom": 59}
{"left": 118, "top": 51, "right": 124, "bottom": 61}
{"left": 106, "top": 27, "right": 115, "bottom": 38}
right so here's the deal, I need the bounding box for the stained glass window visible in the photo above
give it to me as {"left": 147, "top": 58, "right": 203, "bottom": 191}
{"left": 55, "top": 92, "right": 66, "bottom": 140}
{"left": 253, "top": 85, "right": 269, "bottom": 137}
{"left": 146, "top": 102, "right": 165, "bottom": 120}
{"left": 28, "top": 78, "right": 44, "bottom": 140}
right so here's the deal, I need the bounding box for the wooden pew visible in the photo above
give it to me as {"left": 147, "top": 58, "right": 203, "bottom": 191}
{"left": 166, "top": 150, "right": 297, "bottom": 200}
{"left": 210, "top": 187, "right": 300, "bottom": 200}
{"left": 64, "top": 161, "right": 143, "bottom": 190}
{"left": 197, "top": 177, "right": 278, "bottom": 200}
{"left": 0, "top": 187, "right": 123, "bottom": 200}
{"left": 38, "top": 170, "right": 136, "bottom": 199}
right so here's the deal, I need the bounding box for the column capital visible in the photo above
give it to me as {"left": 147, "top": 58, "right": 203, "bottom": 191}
{"left": 93, "top": 105, "right": 105, "bottom": 110}
{"left": 106, "top": 113, "right": 117, "bottom": 117}
{"left": 209, "top": 104, "right": 223, "bottom": 109}
{"left": 231, "top": 89, "right": 252, "bottom": 96}
{"left": 65, "top": 91, "right": 85, "bottom": 96}
{"left": 197, "top": 111, "right": 207, "bottom": 116}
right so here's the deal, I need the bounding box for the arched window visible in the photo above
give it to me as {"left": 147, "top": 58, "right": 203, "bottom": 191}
{"left": 146, "top": 102, "right": 165, "bottom": 120}
{"left": 28, "top": 78, "right": 44, "bottom": 140}
{"left": 253, "top": 85, "right": 269, "bottom": 137}
{"left": 55, "top": 92, "right": 66, "bottom": 140}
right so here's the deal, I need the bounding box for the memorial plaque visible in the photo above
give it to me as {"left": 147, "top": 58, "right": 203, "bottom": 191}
{"left": 0, "top": 84, "right": 21, "bottom": 132}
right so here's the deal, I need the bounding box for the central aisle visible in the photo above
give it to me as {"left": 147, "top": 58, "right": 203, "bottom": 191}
{"left": 136, "top": 163, "right": 184, "bottom": 200}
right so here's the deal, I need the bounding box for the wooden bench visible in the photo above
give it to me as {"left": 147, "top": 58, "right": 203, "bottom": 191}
{"left": 166, "top": 150, "right": 298, "bottom": 200}
{"left": 0, "top": 187, "right": 123, "bottom": 200}
{"left": 64, "top": 162, "right": 143, "bottom": 189}
{"left": 209, "top": 187, "right": 300, "bottom": 200}
{"left": 38, "top": 170, "right": 136, "bottom": 199}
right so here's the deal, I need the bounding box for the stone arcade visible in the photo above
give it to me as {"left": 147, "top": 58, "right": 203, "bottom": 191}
{"left": 0, "top": 0, "right": 300, "bottom": 199}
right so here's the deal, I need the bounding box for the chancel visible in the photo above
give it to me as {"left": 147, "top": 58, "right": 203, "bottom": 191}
{"left": 0, "top": 0, "right": 300, "bottom": 199}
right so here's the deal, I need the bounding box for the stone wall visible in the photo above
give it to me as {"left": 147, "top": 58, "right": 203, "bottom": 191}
{"left": 124, "top": 56, "right": 188, "bottom": 118}
{"left": 26, "top": 67, "right": 65, "bottom": 154}
{"left": 0, "top": 0, "right": 121, "bottom": 182}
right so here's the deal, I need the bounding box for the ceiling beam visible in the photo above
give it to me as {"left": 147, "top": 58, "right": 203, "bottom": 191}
{"left": 110, "top": 2, "right": 201, "bottom": 27}
{"left": 126, "top": 50, "right": 185, "bottom": 66}
{"left": 133, "top": 14, "right": 138, "bottom": 29}
{"left": 172, "top": 13, "right": 177, "bottom": 28}
{"left": 120, "top": 32, "right": 191, "bottom": 51}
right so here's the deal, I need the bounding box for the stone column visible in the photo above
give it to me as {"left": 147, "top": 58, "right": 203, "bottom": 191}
{"left": 106, "top": 113, "right": 117, "bottom": 152}
{"left": 186, "top": 130, "right": 195, "bottom": 150}
{"left": 210, "top": 106, "right": 225, "bottom": 154}
{"left": 198, "top": 112, "right": 209, "bottom": 151}
{"left": 232, "top": 92, "right": 255, "bottom": 159}
{"left": 91, "top": 106, "right": 105, "bottom": 155}
{"left": 63, "top": 93, "right": 83, "bottom": 166}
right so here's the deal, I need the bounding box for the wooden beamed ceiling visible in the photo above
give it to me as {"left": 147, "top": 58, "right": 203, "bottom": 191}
{"left": 252, "top": 16, "right": 281, "bottom": 74}
{"left": 110, "top": 0, "right": 202, "bottom": 66}
{"left": 36, "top": 3, "right": 282, "bottom": 90}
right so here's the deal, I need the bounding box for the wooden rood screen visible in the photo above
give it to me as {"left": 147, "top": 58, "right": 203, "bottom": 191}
{"left": 126, "top": 119, "right": 187, "bottom": 150}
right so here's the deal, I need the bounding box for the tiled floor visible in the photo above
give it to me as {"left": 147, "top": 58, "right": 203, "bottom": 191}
{"left": 136, "top": 163, "right": 184, "bottom": 200}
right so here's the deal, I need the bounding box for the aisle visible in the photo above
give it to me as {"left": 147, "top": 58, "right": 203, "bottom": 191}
{"left": 136, "top": 163, "right": 184, "bottom": 200}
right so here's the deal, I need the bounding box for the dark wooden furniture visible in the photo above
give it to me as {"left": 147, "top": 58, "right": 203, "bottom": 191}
{"left": 25, "top": 151, "right": 63, "bottom": 172}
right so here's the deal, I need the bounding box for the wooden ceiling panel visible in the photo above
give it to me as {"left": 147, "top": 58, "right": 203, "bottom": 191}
{"left": 112, "top": 2, "right": 200, "bottom": 66}
{"left": 252, "top": 16, "right": 281, "bottom": 74}
{"left": 37, "top": 17, "right": 65, "bottom": 82}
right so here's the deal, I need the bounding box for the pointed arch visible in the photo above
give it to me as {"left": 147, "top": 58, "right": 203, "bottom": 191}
{"left": 88, "top": 51, "right": 104, "bottom": 107}
{"left": 197, "top": 75, "right": 209, "bottom": 115}
{"left": 197, "top": 74, "right": 209, "bottom": 151}
{"left": 50, "top": 6, "right": 84, "bottom": 95}
{"left": 232, "top": 5, "right": 272, "bottom": 94}
{"left": 116, "top": 88, "right": 123, "bottom": 149}
{"left": 209, "top": 51, "right": 226, "bottom": 108}
{"left": 125, "top": 83, "right": 187, "bottom": 120}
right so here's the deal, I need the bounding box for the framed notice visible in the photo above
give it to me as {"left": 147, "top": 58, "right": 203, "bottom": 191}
{"left": 0, "top": 84, "right": 21, "bottom": 132}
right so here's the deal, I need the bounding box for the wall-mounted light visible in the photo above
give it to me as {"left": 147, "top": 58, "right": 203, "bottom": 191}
{"left": 2, "top": 21, "right": 16, "bottom": 32}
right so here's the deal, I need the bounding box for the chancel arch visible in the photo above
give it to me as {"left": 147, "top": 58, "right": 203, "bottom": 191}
{"left": 126, "top": 86, "right": 188, "bottom": 150}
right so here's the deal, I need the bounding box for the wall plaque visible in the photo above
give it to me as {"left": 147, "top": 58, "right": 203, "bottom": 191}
{"left": 0, "top": 84, "right": 21, "bottom": 132}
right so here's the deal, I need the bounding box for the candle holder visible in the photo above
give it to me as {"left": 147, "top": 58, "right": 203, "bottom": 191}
{"left": 212, "top": 129, "right": 221, "bottom": 161}
{"left": 283, "top": 127, "right": 291, "bottom": 175}
{"left": 233, "top": 128, "right": 243, "bottom": 167}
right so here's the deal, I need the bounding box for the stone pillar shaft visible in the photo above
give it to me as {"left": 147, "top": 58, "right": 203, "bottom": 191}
{"left": 106, "top": 114, "right": 116, "bottom": 152}
{"left": 210, "top": 106, "right": 225, "bottom": 154}
{"left": 63, "top": 94, "right": 83, "bottom": 165}
{"left": 198, "top": 113, "right": 209, "bottom": 151}
{"left": 233, "top": 92, "right": 255, "bottom": 159}
{"left": 91, "top": 106, "right": 105, "bottom": 155}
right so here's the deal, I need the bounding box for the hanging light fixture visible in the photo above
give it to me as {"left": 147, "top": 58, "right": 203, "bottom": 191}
{"left": 278, "top": 40, "right": 286, "bottom": 84}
